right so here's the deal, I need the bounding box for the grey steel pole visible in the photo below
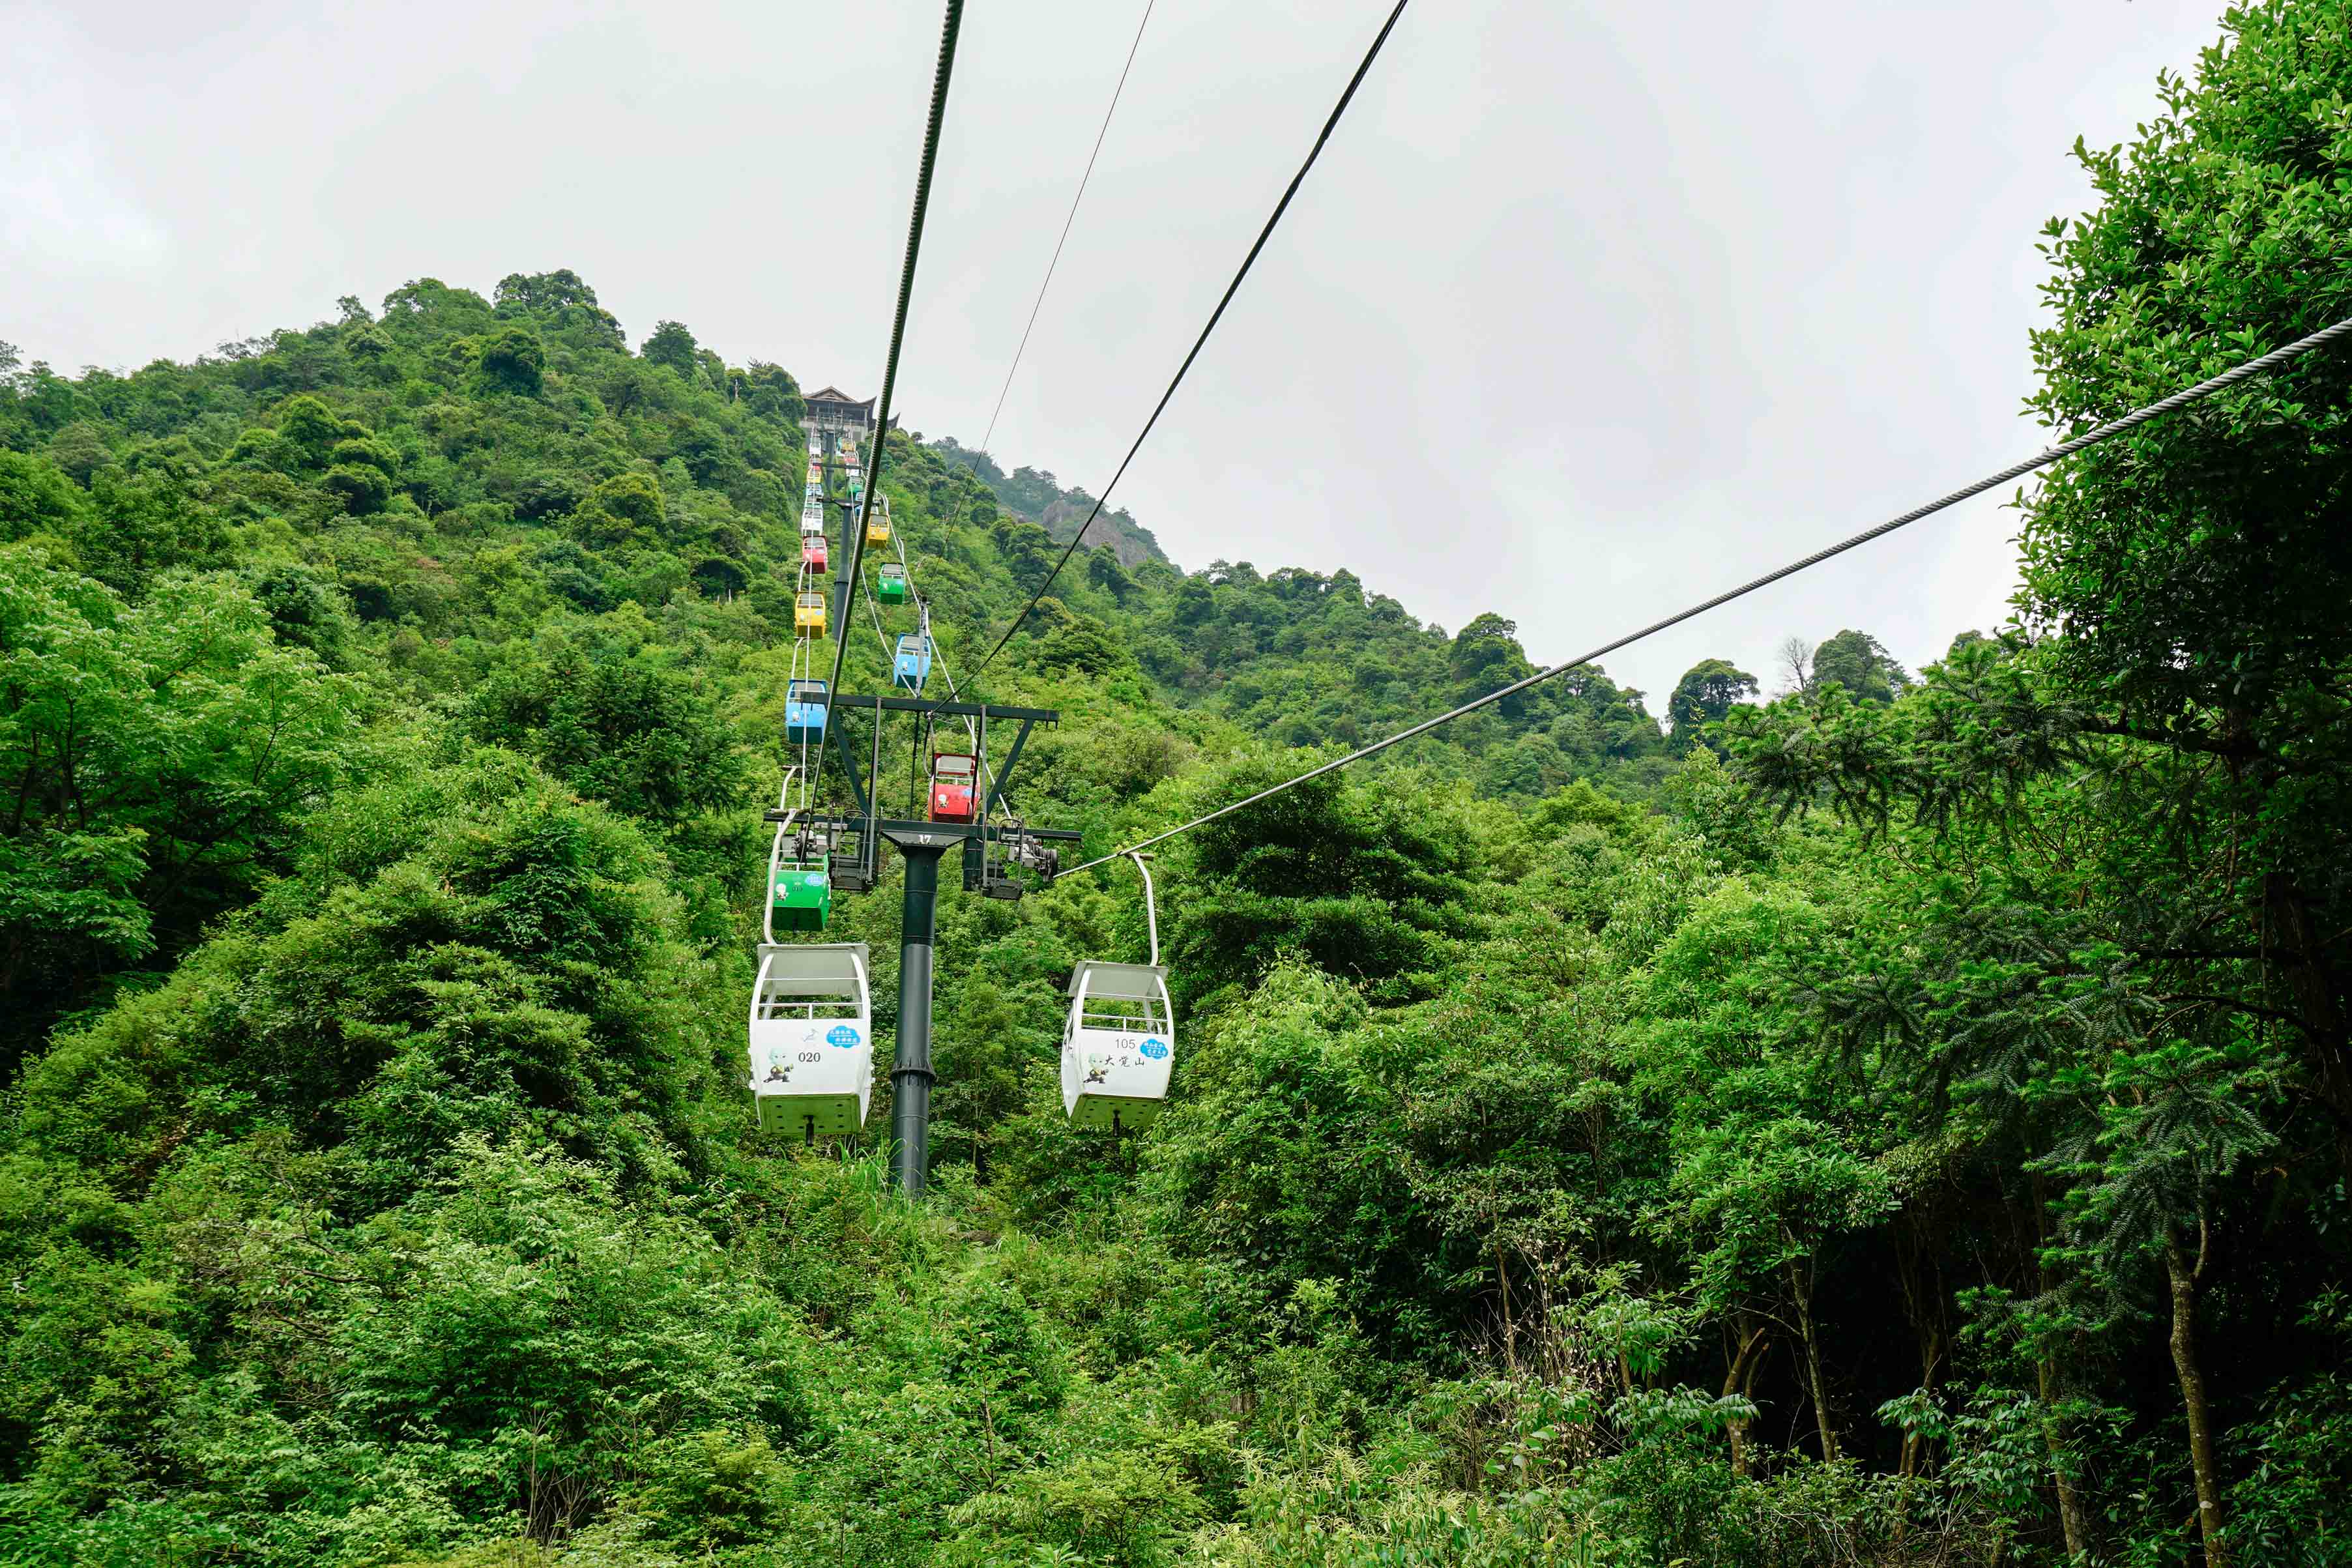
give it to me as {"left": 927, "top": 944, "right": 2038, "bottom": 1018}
{"left": 891, "top": 840, "right": 944, "bottom": 1197}
{"left": 827, "top": 472, "right": 856, "bottom": 643}
{"left": 832, "top": 495, "right": 855, "bottom": 646}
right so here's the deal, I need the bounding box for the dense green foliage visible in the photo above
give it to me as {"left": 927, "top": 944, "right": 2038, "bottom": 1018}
{"left": 7, "top": 7, "right": 2352, "bottom": 1564}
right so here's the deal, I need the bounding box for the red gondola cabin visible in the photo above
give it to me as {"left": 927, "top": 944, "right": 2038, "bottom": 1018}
{"left": 930, "top": 752, "right": 978, "bottom": 824}
{"left": 802, "top": 532, "right": 828, "bottom": 572}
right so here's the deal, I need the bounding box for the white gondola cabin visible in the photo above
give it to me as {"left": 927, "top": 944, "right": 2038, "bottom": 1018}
{"left": 1060, "top": 961, "right": 1174, "bottom": 1131}
{"left": 748, "top": 942, "right": 872, "bottom": 1141}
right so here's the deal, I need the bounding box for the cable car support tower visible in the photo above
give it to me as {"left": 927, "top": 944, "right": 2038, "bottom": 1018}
{"left": 766, "top": 690, "right": 1079, "bottom": 1197}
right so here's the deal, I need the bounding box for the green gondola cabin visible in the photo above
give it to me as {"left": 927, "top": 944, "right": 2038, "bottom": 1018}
{"left": 771, "top": 865, "right": 832, "bottom": 931}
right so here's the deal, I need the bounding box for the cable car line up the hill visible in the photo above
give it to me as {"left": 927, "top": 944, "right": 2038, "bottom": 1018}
{"left": 750, "top": 0, "right": 960, "bottom": 1152}
{"left": 768, "top": 435, "right": 840, "bottom": 935}
{"left": 968, "top": 0, "right": 1414, "bottom": 686}
{"left": 746, "top": 0, "right": 2349, "bottom": 1193}
{"left": 755, "top": 426, "right": 1104, "bottom": 1155}
{"left": 805, "top": 0, "right": 966, "bottom": 809}
{"left": 746, "top": 0, "right": 1436, "bottom": 1186}
{"left": 1058, "top": 315, "right": 2352, "bottom": 880}
{"left": 780, "top": 416, "right": 998, "bottom": 912}
{"left": 844, "top": 491, "right": 1016, "bottom": 824}
{"left": 746, "top": 0, "right": 1174, "bottom": 1189}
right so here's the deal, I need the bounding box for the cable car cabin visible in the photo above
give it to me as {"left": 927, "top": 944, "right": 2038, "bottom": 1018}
{"left": 930, "top": 751, "right": 978, "bottom": 824}
{"left": 865, "top": 510, "right": 891, "bottom": 546}
{"left": 748, "top": 942, "right": 872, "bottom": 1140}
{"left": 785, "top": 679, "right": 828, "bottom": 745}
{"left": 795, "top": 591, "right": 828, "bottom": 635}
{"left": 802, "top": 532, "right": 828, "bottom": 572}
{"left": 800, "top": 501, "right": 825, "bottom": 532}
{"left": 770, "top": 861, "right": 831, "bottom": 931}
{"left": 893, "top": 633, "right": 934, "bottom": 690}
{"left": 877, "top": 564, "right": 909, "bottom": 604}
{"left": 1061, "top": 961, "right": 1175, "bottom": 1131}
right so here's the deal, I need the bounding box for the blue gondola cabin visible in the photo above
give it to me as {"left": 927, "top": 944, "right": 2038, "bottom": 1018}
{"left": 785, "top": 679, "right": 828, "bottom": 744}
{"left": 893, "top": 633, "right": 933, "bottom": 690}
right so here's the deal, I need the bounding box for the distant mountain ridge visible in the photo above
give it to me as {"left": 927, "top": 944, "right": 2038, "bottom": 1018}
{"left": 926, "top": 435, "right": 1170, "bottom": 570}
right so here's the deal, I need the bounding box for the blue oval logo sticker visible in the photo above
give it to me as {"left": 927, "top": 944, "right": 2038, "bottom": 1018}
{"left": 1140, "top": 1037, "right": 1168, "bottom": 1060}
{"left": 827, "top": 1025, "right": 861, "bottom": 1049}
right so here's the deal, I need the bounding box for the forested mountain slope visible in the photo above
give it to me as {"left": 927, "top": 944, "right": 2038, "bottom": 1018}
{"left": 0, "top": 270, "right": 1695, "bottom": 1065}
{"left": 927, "top": 436, "right": 1169, "bottom": 569}
{"left": 7, "top": 6, "right": 2352, "bottom": 1564}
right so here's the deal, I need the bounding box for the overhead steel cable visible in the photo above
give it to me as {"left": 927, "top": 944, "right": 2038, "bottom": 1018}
{"left": 968, "top": 0, "right": 1413, "bottom": 685}
{"left": 1058, "top": 314, "right": 2352, "bottom": 879}
{"left": 810, "top": 0, "right": 965, "bottom": 800}
{"left": 977, "top": 0, "right": 1157, "bottom": 460}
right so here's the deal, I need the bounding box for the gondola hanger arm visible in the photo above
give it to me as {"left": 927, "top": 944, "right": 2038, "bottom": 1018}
{"left": 1128, "top": 852, "right": 1159, "bottom": 968}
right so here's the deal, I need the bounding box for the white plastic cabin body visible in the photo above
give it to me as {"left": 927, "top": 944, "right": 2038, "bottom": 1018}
{"left": 748, "top": 942, "right": 873, "bottom": 1140}
{"left": 1060, "top": 961, "right": 1174, "bottom": 1131}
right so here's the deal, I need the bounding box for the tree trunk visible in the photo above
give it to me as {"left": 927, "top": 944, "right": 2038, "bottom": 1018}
{"left": 1496, "top": 1236, "right": 1518, "bottom": 1375}
{"left": 1893, "top": 1210, "right": 1946, "bottom": 1479}
{"left": 2031, "top": 1172, "right": 2099, "bottom": 1561}
{"left": 1898, "top": 1343, "right": 1938, "bottom": 1479}
{"left": 1722, "top": 1317, "right": 1769, "bottom": 1477}
{"left": 2164, "top": 1231, "right": 2228, "bottom": 1567}
{"left": 2037, "top": 1347, "right": 2098, "bottom": 1563}
{"left": 1786, "top": 1254, "right": 1838, "bottom": 1462}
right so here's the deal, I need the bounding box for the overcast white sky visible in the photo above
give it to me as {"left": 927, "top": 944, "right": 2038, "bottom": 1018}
{"left": 5, "top": 0, "right": 2233, "bottom": 704}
